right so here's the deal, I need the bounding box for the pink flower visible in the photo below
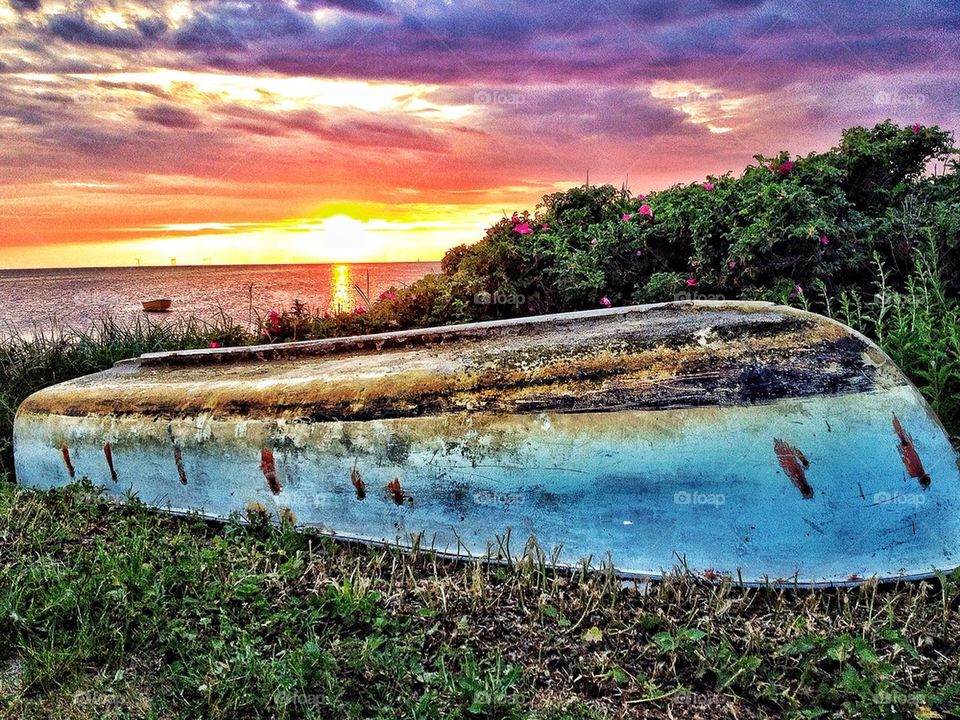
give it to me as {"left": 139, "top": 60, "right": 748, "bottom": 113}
{"left": 791, "top": 284, "right": 804, "bottom": 298}
{"left": 728, "top": 261, "right": 737, "bottom": 268}
{"left": 820, "top": 234, "right": 830, "bottom": 246}
{"left": 912, "top": 123, "right": 922, "bottom": 134}
{"left": 266, "top": 311, "right": 281, "bottom": 331}
{"left": 621, "top": 213, "right": 632, "bottom": 221}
{"left": 379, "top": 290, "right": 398, "bottom": 301}
{"left": 686, "top": 278, "right": 698, "bottom": 287}
{"left": 778, "top": 160, "right": 795, "bottom": 175}
{"left": 209, "top": 341, "right": 222, "bottom": 349}
{"left": 355, "top": 306, "right": 367, "bottom": 315}
{"left": 600, "top": 297, "right": 612, "bottom": 307}
{"left": 702, "top": 182, "right": 715, "bottom": 190}
{"left": 638, "top": 204, "right": 653, "bottom": 218}
{"left": 541, "top": 223, "right": 550, "bottom": 230}
{"left": 514, "top": 222, "right": 533, "bottom": 235}
{"left": 591, "top": 238, "right": 598, "bottom": 246}
{"left": 636, "top": 194, "right": 647, "bottom": 201}
{"left": 636, "top": 249, "right": 643, "bottom": 256}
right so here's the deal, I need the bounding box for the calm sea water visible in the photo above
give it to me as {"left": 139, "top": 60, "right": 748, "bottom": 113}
{"left": 0, "top": 262, "right": 440, "bottom": 335}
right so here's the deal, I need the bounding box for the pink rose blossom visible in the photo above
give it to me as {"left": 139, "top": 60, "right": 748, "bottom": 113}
{"left": 638, "top": 204, "right": 653, "bottom": 218}
{"left": 702, "top": 182, "right": 715, "bottom": 190}
{"left": 636, "top": 194, "right": 646, "bottom": 201}
{"left": 686, "top": 278, "right": 698, "bottom": 287}
{"left": 778, "top": 160, "right": 795, "bottom": 175}
{"left": 621, "top": 213, "right": 632, "bottom": 221}
{"left": 514, "top": 222, "right": 533, "bottom": 235}
{"left": 209, "top": 342, "right": 222, "bottom": 349}
{"left": 355, "top": 306, "right": 367, "bottom": 315}
{"left": 912, "top": 123, "right": 922, "bottom": 133}
{"left": 600, "top": 297, "right": 612, "bottom": 307}
{"left": 728, "top": 261, "right": 737, "bottom": 268}
{"left": 820, "top": 234, "right": 830, "bottom": 246}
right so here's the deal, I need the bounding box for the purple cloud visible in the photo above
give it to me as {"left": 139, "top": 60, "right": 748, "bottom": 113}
{"left": 135, "top": 105, "right": 204, "bottom": 130}
{"left": 48, "top": 14, "right": 152, "bottom": 49}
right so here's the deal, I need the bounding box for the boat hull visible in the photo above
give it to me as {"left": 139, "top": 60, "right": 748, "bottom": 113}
{"left": 142, "top": 299, "right": 172, "bottom": 312}
{"left": 13, "top": 302, "right": 960, "bottom": 585}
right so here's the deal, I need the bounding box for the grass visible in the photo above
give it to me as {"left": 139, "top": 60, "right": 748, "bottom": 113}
{"left": 824, "top": 248, "right": 960, "bottom": 439}
{"left": 1, "top": 483, "right": 959, "bottom": 719}
{"left": 1, "top": 255, "right": 960, "bottom": 717}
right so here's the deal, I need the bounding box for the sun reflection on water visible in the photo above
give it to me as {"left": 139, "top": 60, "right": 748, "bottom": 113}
{"left": 330, "top": 264, "right": 353, "bottom": 313}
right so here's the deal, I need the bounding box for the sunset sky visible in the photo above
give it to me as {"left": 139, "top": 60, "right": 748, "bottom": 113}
{"left": 0, "top": 0, "right": 957, "bottom": 269}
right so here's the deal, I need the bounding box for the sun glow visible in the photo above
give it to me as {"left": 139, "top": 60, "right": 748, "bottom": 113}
{"left": 0, "top": 203, "right": 503, "bottom": 269}
{"left": 649, "top": 81, "right": 752, "bottom": 134}
{"left": 35, "top": 70, "right": 477, "bottom": 120}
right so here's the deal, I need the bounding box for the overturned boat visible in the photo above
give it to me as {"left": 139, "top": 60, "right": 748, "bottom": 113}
{"left": 13, "top": 301, "right": 960, "bottom": 586}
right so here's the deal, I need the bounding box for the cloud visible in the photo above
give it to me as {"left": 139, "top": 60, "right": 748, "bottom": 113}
{"left": 135, "top": 104, "right": 204, "bottom": 129}
{"left": 10, "top": 0, "right": 42, "bottom": 12}
{"left": 48, "top": 14, "right": 154, "bottom": 49}
{"left": 174, "top": 0, "right": 316, "bottom": 51}
{"left": 3, "top": 0, "right": 960, "bottom": 266}
{"left": 296, "top": 0, "right": 387, "bottom": 14}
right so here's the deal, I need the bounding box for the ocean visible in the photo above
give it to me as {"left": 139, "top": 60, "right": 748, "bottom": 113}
{"left": 0, "top": 262, "right": 441, "bottom": 335}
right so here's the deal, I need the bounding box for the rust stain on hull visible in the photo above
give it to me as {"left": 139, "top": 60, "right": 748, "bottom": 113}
{"left": 774, "top": 439, "right": 813, "bottom": 499}
{"left": 351, "top": 467, "right": 366, "bottom": 499}
{"left": 173, "top": 447, "right": 188, "bottom": 485}
{"left": 61, "top": 446, "right": 75, "bottom": 479}
{"left": 387, "top": 478, "right": 407, "bottom": 505}
{"left": 103, "top": 442, "right": 118, "bottom": 482}
{"left": 893, "top": 414, "right": 931, "bottom": 488}
{"left": 261, "top": 449, "right": 282, "bottom": 494}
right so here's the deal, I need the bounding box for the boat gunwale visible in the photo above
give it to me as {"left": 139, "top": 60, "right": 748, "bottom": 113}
{"left": 130, "top": 300, "right": 783, "bottom": 369}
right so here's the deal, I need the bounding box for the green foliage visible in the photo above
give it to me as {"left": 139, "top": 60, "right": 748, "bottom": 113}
{"left": 826, "top": 243, "right": 960, "bottom": 436}
{"left": 376, "top": 121, "right": 957, "bottom": 325}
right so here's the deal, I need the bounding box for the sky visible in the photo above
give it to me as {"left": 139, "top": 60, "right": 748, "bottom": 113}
{"left": 0, "top": 0, "right": 957, "bottom": 269}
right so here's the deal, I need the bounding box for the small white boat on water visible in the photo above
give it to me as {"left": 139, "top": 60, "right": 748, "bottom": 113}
{"left": 13, "top": 301, "right": 960, "bottom": 585}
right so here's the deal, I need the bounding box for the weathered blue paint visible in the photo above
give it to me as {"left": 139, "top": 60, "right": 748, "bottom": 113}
{"left": 13, "top": 302, "right": 960, "bottom": 585}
